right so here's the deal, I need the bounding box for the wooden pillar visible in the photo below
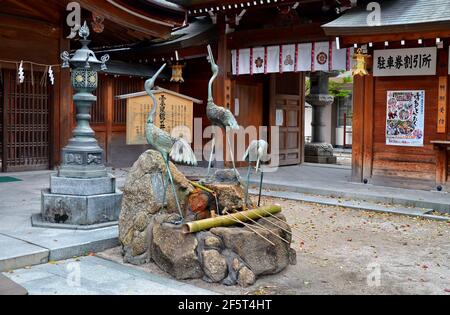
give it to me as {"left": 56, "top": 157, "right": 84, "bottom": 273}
{"left": 56, "top": 25, "right": 72, "bottom": 167}
{"left": 352, "top": 74, "right": 365, "bottom": 182}
{"left": 362, "top": 74, "right": 374, "bottom": 181}
{"left": 105, "top": 77, "right": 114, "bottom": 164}
{"left": 215, "top": 15, "right": 234, "bottom": 167}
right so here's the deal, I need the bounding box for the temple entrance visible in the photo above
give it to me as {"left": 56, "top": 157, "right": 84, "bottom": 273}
{"left": 0, "top": 69, "right": 50, "bottom": 172}
{"left": 269, "top": 72, "right": 305, "bottom": 166}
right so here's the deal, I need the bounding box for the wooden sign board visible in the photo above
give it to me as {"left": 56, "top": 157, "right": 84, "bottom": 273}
{"left": 373, "top": 47, "right": 437, "bottom": 77}
{"left": 119, "top": 88, "right": 200, "bottom": 145}
{"left": 437, "top": 76, "right": 448, "bottom": 134}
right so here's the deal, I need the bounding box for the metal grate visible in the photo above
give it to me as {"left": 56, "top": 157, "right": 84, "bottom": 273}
{"left": 2, "top": 70, "right": 49, "bottom": 171}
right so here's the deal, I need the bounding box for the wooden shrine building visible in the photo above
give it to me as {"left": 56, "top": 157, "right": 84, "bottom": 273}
{"left": 323, "top": 0, "right": 450, "bottom": 191}
{"left": 0, "top": 0, "right": 185, "bottom": 171}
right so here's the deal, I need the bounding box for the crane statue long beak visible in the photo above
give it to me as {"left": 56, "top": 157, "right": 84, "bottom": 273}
{"left": 147, "top": 63, "right": 167, "bottom": 90}
{"left": 207, "top": 45, "right": 215, "bottom": 65}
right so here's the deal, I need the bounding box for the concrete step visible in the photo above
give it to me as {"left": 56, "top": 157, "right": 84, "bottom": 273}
{"left": 249, "top": 189, "right": 450, "bottom": 222}
{"left": 0, "top": 225, "right": 118, "bottom": 272}
{"left": 0, "top": 234, "right": 48, "bottom": 272}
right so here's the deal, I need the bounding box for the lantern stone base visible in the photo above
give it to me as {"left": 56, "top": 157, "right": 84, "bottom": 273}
{"left": 40, "top": 175, "right": 122, "bottom": 226}
{"left": 304, "top": 142, "right": 337, "bottom": 164}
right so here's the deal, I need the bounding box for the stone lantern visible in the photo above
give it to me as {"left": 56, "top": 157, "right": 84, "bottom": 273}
{"left": 304, "top": 71, "right": 339, "bottom": 164}
{"left": 37, "top": 22, "right": 122, "bottom": 228}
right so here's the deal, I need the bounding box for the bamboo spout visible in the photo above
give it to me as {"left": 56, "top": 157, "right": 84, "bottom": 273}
{"left": 182, "top": 205, "right": 282, "bottom": 234}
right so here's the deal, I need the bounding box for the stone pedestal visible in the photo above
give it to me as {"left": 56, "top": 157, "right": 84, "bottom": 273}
{"left": 305, "top": 71, "right": 338, "bottom": 164}
{"left": 40, "top": 174, "right": 122, "bottom": 226}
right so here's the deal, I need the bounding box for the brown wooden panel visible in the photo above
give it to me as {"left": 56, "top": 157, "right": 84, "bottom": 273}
{"left": 370, "top": 75, "right": 438, "bottom": 182}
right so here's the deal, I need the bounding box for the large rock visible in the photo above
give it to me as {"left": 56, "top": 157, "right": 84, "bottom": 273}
{"left": 210, "top": 214, "right": 295, "bottom": 276}
{"left": 150, "top": 214, "right": 203, "bottom": 280}
{"left": 201, "top": 250, "right": 228, "bottom": 282}
{"left": 119, "top": 150, "right": 193, "bottom": 263}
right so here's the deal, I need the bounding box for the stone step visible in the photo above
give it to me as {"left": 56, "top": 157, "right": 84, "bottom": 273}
{"left": 0, "top": 274, "right": 28, "bottom": 295}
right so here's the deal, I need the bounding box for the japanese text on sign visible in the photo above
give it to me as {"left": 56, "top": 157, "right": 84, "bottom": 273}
{"left": 374, "top": 47, "right": 436, "bottom": 77}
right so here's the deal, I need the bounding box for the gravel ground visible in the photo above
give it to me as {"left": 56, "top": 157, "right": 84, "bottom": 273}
{"left": 98, "top": 196, "right": 450, "bottom": 295}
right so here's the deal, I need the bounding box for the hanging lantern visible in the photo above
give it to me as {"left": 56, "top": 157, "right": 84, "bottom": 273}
{"left": 352, "top": 48, "right": 369, "bottom": 76}
{"left": 170, "top": 63, "right": 185, "bottom": 83}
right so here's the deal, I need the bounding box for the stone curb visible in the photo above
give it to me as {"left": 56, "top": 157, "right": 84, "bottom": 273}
{"left": 250, "top": 189, "right": 450, "bottom": 222}
{"left": 249, "top": 180, "right": 450, "bottom": 213}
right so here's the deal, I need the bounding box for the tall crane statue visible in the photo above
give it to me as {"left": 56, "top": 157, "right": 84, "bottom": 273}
{"left": 145, "top": 63, "right": 197, "bottom": 224}
{"left": 206, "top": 44, "right": 240, "bottom": 177}
{"left": 243, "top": 139, "right": 269, "bottom": 208}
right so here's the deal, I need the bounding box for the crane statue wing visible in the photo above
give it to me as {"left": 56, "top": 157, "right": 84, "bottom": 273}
{"left": 207, "top": 103, "right": 239, "bottom": 130}
{"left": 170, "top": 137, "right": 197, "bottom": 166}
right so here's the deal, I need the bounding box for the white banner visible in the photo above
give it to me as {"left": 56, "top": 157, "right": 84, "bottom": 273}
{"left": 374, "top": 47, "right": 437, "bottom": 77}
{"left": 231, "top": 41, "right": 353, "bottom": 75}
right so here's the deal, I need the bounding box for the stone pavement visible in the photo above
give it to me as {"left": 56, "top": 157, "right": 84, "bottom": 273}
{"left": 0, "top": 170, "right": 119, "bottom": 272}
{"left": 1, "top": 164, "right": 449, "bottom": 273}
{"left": 2, "top": 256, "right": 216, "bottom": 295}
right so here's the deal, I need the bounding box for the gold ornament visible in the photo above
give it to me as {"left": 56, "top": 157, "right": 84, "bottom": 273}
{"left": 352, "top": 48, "right": 369, "bottom": 76}
{"left": 170, "top": 64, "right": 184, "bottom": 83}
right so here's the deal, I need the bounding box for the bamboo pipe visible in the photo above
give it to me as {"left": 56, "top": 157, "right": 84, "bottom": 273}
{"left": 182, "top": 205, "right": 282, "bottom": 234}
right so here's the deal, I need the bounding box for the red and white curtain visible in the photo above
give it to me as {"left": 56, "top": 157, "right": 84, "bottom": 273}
{"left": 231, "top": 41, "right": 354, "bottom": 75}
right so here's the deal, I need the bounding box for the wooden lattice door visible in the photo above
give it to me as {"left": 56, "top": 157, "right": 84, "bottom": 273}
{"left": 270, "top": 73, "right": 305, "bottom": 166}
{"left": 2, "top": 70, "right": 50, "bottom": 171}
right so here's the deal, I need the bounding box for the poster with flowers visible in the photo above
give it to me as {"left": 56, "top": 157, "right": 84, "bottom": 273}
{"left": 386, "top": 90, "right": 425, "bottom": 146}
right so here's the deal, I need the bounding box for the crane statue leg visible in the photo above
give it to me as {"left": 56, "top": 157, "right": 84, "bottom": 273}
{"left": 258, "top": 169, "right": 264, "bottom": 207}
{"left": 244, "top": 160, "right": 252, "bottom": 208}
{"left": 226, "top": 133, "right": 239, "bottom": 178}
{"left": 162, "top": 153, "right": 184, "bottom": 224}
{"left": 206, "top": 133, "right": 216, "bottom": 177}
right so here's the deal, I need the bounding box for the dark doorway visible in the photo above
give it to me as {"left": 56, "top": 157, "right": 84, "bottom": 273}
{"left": 1, "top": 69, "right": 50, "bottom": 172}
{"left": 270, "top": 72, "right": 305, "bottom": 166}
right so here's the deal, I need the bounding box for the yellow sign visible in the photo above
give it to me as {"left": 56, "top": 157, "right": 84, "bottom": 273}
{"left": 437, "top": 76, "right": 448, "bottom": 134}
{"left": 120, "top": 88, "right": 200, "bottom": 145}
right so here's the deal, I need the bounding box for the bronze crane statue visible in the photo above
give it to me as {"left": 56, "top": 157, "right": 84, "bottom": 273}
{"left": 243, "top": 139, "right": 269, "bottom": 208}
{"left": 145, "top": 63, "right": 197, "bottom": 224}
{"left": 206, "top": 44, "right": 239, "bottom": 177}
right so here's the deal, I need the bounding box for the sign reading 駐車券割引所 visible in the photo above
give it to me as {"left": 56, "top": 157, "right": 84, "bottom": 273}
{"left": 374, "top": 47, "right": 436, "bottom": 77}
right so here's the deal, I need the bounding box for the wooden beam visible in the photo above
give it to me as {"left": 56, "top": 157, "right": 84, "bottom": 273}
{"left": 77, "top": 0, "right": 173, "bottom": 38}
{"left": 228, "top": 22, "right": 329, "bottom": 49}
{"left": 341, "top": 30, "right": 450, "bottom": 47}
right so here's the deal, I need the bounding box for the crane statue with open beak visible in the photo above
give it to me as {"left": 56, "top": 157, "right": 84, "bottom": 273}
{"left": 243, "top": 140, "right": 269, "bottom": 208}
{"left": 206, "top": 45, "right": 240, "bottom": 178}
{"left": 145, "top": 63, "right": 197, "bottom": 224}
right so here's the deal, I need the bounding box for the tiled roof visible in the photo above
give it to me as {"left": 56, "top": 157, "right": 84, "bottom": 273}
{"left": 323, "top": 0, "right": 450, "bottom": 35}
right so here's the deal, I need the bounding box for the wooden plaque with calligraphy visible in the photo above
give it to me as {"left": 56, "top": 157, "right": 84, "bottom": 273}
{"left": 119, "top": 88, "right": 201, "bottom": 145}
{"left": 437, "top": 76, "right": 448, "bottom": 134}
